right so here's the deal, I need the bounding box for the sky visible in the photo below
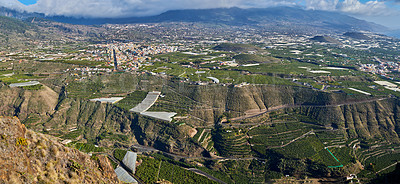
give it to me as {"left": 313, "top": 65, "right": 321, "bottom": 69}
{"left": 1, "top": 0, "right": 399, "bottom": 29}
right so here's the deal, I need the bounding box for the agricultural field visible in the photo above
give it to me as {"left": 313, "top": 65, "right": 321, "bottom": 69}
{"left": 141, "top": 60, "right": 295, "bottom": 86}
{"left": 135, "top": 156, "right": 217, "bottom": 184}
{"left": 73, "top": 142, "right": 105, "bottom": 153}
{"left": 113, "top": 149, "right": 128, "bottom": 162}
{"left": 0, "top": 73, "right": 44, "bottom": 84}
{"left": 115, "top": 91, "right": 148, "bottom": 111}
{"left": 39, "top": 59, "right": 104, "bottom": 67}
{"left": 248, "top": 122, "right": 325, "bottom": 148}
{"left": 213, "top": 127, "right": 252, "bottom": 157}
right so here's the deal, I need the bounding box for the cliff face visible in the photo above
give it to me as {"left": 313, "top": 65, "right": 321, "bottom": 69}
{"left": 0, "top": 85, "right": 58, "bottom": 120}
{"left": 297, "top": 98, "right": 400, "bottom": 141}
{"left": 2, "top": 83, "right": 399, "bottom": 156}
{"left": 0, "top": 85, "right": 205, "bottom": 156}
{"left": 186, "top": 84, "right": 365, "bottom": 123}
{"left": 178, "top": 84, "right": 400, "bottom": 141}
{"left": 0, "top": 116, "right": 120, "bottom": 184}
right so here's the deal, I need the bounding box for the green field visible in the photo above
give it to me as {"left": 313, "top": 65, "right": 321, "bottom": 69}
{"left": 135, "top": 156, "right": 217, "bottom": 184}
{"left": 115, "top": 91, "right": 148, "bottom": 111}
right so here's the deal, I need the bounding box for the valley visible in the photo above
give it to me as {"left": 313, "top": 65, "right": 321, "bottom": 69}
{"left": 1, "top": 6, "right": 400, "bottom": 183}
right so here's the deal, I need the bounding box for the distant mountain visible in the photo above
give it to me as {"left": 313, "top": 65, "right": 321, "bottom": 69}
{"left": 0, "top": 6, "right": 43, "bottom": 19}
{"left": 0, "top": 6, "right": 387, "bottom": 33}
{"left": 310, "top": 36, "right": 341, "bottom": 44}
{"left": 383, "top": 29, "right": 400, "bottom": 39}
{"left": 0, "top": 16, "right": 35, "bottom": 34}
{"left": 343, "top": 32, "right": 371, "bottom": 40}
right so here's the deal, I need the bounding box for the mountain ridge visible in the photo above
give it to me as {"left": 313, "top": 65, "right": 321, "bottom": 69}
{"left": 0, "top": 6, "right": 387, "bottom": 33}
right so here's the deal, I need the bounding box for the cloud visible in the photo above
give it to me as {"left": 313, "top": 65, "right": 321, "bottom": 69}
{"left": 304, "top": 0, "right": 398, "bottom": 16}
{"left": 23, "top": 0, "right": 244, "bottom": 18}
{"left": 304, "top": 0, "right": 339, "bottom": 11}
{"left": 0, "top": 0, "right": 399, "bottom": 18}
{"left": 0, "top": 0, "right": 25, "bottom": 10}
{"left": 383, "top": 0, "right": 400, "bottom": 3}
{"left": 9, "top": 0, "right": 301, "bottom": 18}
{"left": 338, "top": 0, "right": 395, "bottom": 16}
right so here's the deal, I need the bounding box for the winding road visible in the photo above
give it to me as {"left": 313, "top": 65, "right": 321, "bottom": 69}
{"left": 231, "top": 97, "right": 390, "bottom": 121}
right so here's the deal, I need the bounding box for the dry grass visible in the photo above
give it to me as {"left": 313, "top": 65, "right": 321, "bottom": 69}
{"left": 0, "top": 117, "right": 121, "bottom": 184}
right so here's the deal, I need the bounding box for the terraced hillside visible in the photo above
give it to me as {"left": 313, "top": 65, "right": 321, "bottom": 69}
{"left": 163, "top": 82, "right": 370, "bottom": 124}
{"left": 4, "top": 75, "right": 400, "bottom": 182}
{"left": 213, "top": 126, "right": 252, "bottom": 157}
{"left": 2, "top": 78, "right": 400, "bottom": 155}
{"left": 0, "top": 83, "right": 205, "bottom": 157}
{"left": 296, "top": 98, "right": 400, "bottom": 141}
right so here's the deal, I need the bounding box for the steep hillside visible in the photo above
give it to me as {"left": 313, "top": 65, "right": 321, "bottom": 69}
{"left": 0, "top": 16, "right": 35, "bottom": 34}
{"left": 171, "top": 84, "right": 369, "bottom": 123}
{"left": 0, "top": 116, "right": 119, "bottom": 183}
{"left": 0, "top": 84, "right": 205, "bottom": 156}
{"left": 0, "top": 84, "right": 58, "bottom": 121}
{"left": 0, "top": 16, "right": 40, "bottom": 47}
{"left": 296, "top": 98, "right": 400, "bottom": 141}
{"left": 0, "top": 15, "right": 105, "bottom": 48}
{"left": 2, "top": 82, "right": 400, "bottom": 158}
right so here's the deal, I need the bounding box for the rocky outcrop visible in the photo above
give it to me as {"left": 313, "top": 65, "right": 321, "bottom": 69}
{"left": 0, "top": 116, "right": 120, "bottom": 183}
{"left": 0, "top": 85, "right": 58, "bottom": 121}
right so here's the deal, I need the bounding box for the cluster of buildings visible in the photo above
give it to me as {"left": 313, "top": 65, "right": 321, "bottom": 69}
{"left": 99, "top": 43, "right": 179, "bottom": 70}
{"left": 360, "top": 57, "right": 400, "bottom": 77}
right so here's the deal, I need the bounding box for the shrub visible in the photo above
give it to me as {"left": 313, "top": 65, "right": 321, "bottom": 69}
{"left": 16, "top": 137, "right": 28, "bottom": 146}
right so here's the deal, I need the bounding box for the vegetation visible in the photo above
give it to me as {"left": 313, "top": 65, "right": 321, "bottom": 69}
{"left": 213, "top": 43, "right": 260, "bottom": 52}
{"left": 115, "top": 91, "right": 148, "bottom": 110}
{"left": 60, "top": 130, "right": 82, "bottom": 139}
{"left": 96, "top": 131, "right": 129, "bottom": 143}
{"left": 15, "top": 137, "right": 28, "bottom": 146}
{"left": 135, "top": 156, "right": 217, "bottom": 184}
{"left": 0, "top": 16, "right": 34, "bottom": 34}
{"left": 233, "top": 54, "right": 278, "bottom": 64}
{"left": 108, "top": 156, "right": 119, "bottom": 169}
{"left": 0, "top": 74, "right": 43, "bottom": 84}
{"left": 274, "top": 135, "right": 325, "bottom": 159}
{"left": 212, "top": 126, "right": 252, "bottom": 157}
{"left": 113, "top": 149, "right": 127, "bottom": 162}
{"left": 74, "top": 143, "right": 104, "bottom": 153}
{"left": 39, "top": 59, "right": 103, "bottom": 66}
{"left": 69, "top": 160, "right": 83, "bottom": 172}
{"left": 22, "top": 84, "right": 43, "bottom": 90}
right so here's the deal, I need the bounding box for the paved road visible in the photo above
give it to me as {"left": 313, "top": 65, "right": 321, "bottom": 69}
{"left": 376, "top": 161, "right": 400, "bottom": 174}
{"left": 269, "top": 130, "right": 314, "bottom": 148}
{"left": 188, "top": 168, "right": 227, "bottom": 184}
{"left": 132, "top": 144, "right": 265, "bottom": 161}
